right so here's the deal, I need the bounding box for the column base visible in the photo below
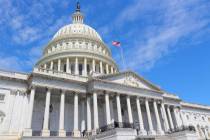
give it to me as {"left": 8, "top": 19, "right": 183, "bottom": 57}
{"left": 118, "top": 122, "right": 123, "bottom": 128}
{"left": 23, "top": 128, "right": 32, "bottom": 136}
{"left": 92, "top": 129, "right": 98, "bottom": 135}
{"left": 41, "top": 129, "right": 50, "bottom": 137}
{"left": 148, "top": 130, "right": 156, "bottom": 136}
{"left": 156, "top": 130, "right": 164, "bottom": 135}
{"left": 58, "top": 129, "right": 66, "bottom": 137}
{"left": 85, "top": 130, "right": 92, "bottom": 136}
{"left": 138, "top": 129, "right": 147, "bottom": 136}
{"left": 72, "top": 130, "right": 80, "bottom": 137}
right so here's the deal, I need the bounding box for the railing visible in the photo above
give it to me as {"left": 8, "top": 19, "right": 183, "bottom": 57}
{"left": 66, "top": 131, "right": 73, "bottom": 137}
{"left": 50, "top": 131, "right": 58, "bottom": 136}
{"left": 31, "top": 122, "right": 135, "bottom": 137}
{"left": 32, "top": 131, "right": 41, "bottom": 136}
{"left": 166, "top": 125, "right": 196, "bottom": 134}
{"left": 95, "top": 122, "right": 134, "bottom": 135}
{"left": 33, "top": 68, "right": 88, "bottom": 82}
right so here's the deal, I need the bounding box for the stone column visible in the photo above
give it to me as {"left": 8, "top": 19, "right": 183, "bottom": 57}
{"left": 93, "top": 92, "right": 99, "bottom": 134}
{"left": 180, "top": 111, "right": 186, "bottom": 126}
{"left": 105, "top": 93, "right": 111, "bottom": 125}
{"left": 110, "top": 99, "right": 114, "bottom": 123}
{"left": 84, "top": 58, "right": 87, "bottom": 76}
{"left": 173, "top": 107, "right": 181, "bottom": 128}
{"left": 50, "top": 61, "right": 53, "bottom": 70}
{"left": 126, "top": 96, "right": 133, "bottom": 124}
{"left": 100, "top": 61, "right": 103, "bottom": 74}
{"left": 145, "top": 99, "right": 156, "bottom": 135}
{"left": 204, "top": 128, "right": 209, "bottom": 139}
{"left": 86, "top": 95, "right": 92, "bottom": 132}
{"left": 44, "top": 64, "right": 47, "bottom": 69}
{"left": 23, "top": 87, "right": 35, "bottom": 136}
{"left": 106, "top": 64, "right": 109, "bottom": 74}
{"left": 114, "top": 69, "right": 117, "bottom": 73}
{"left": 92, "top": 59, "right": 96, "bottom": 73}
{"left": 73, "top": 93, "right": 80, "bottom": 137}
{"left": 153, "top": 100, "right": 164, "bottom": 135}
{"left": 42, "top": 88, "right": 51, "bottom": 136}
{"left": 136, "top": 98, "right": 146, "bottom": 135}
{"left": 81, "top": 99, "right": 86, "bottom": 133}
{"left": 178, "top": 108, "right": 183, "bottom": 127}
{"left": 167, "top": 106, "right": 174, "bottom": 130}
{"left": 161, "top": 103, "right": 169, "bottom": 131}
{"left": 111, "top": 67, "right": 114, "bottom": 74}
{"left": 59, "top": 90, "right": 66, "bottom": 136}
{"left": 58, "top": 59, "right": 61, "bottom": 72}
{"left": 75, "top": 57, "right": 79, "bottom": 75}
{"left": 116, "top": 94, "right": 122, "bottom": 127}
{"left": 66, "top": 58, "right": 70, "bottom": 73}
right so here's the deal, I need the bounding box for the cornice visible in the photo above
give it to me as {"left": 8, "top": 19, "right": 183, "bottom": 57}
{"left": 32, "top": 70, "right": 88, "bottom": 85}
{"left": 181, "top": 102, "right": 210, "bottom": 111}
{"left": 0, "top": 69, "right": 29, "bottom": 82}
{"left": 89, "top": 78, "right": 164, "bottom": 95}
{"left": 96, "top": 71, "right": 163, "bottom": 92}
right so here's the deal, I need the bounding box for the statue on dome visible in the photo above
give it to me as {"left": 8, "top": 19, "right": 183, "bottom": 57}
{"left": 76, "top": 2, "right": 81, "bottom": 12}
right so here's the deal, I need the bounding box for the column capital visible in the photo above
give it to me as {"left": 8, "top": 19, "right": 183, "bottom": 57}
{"left": 135, "top": 95, "right": 141, "bottom": 99}
{"left": 115, "top": 92, "right": 121, "bottom": 96}
{"left": 58, "top": 90, "right": 66, "bottom": 95}
{"left": 30, "top": 85, "right": 36, "bottom": 90}
{"left": 45, "top": 87, "right": 52, "bottom": 92}
{"left": 165, "top": 104, "right": 171, "bottom": 108}
{"left": 74, "top": 91, "right": 79, "bottom": 95}
{"left": 86, "top": 93, "right": 92, "bottom": 97}
{"left": 145, "top": 97, "right": 150, "bottom": 102}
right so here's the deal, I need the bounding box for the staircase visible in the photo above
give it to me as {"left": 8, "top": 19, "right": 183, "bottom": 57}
{"left": 22, "top": 136, "right": 88, "bottom": 140}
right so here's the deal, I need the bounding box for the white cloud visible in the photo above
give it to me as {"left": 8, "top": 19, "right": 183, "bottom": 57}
{"left": 0, "top": 0, "right": 69, "bottom": 45}
{"left": 0, "top": 56, "right": 22, "bottom": 71}
{"left": 111, "top": 0, "right": 210, "bottom": 71}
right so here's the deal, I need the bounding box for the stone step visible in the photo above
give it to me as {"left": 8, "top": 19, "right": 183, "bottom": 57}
{"left": 155, "top": 135, "right": 172, "bottom": 140}
{"left": 22, "top": 136, "right": 88, "bottom": 140}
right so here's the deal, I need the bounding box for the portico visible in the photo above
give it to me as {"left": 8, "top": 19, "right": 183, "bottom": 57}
{"left": 24, "top": 71, "right": 183, "bottom": 138}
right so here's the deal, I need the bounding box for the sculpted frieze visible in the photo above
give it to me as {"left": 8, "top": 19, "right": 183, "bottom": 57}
{"left": 124, "top": 76, "right": 140, "bottom": 88}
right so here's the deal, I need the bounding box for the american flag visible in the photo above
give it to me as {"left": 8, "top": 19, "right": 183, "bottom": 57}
{"left": 112, "top": 41, "right": 121, "bottom": 47}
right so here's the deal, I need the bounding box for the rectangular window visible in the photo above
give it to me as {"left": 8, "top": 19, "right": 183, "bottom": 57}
{"left": 79, "top": 64, "right": 83, "bottom": 75}
{"left": 87, "top": 64, "right": 90, "bottom": 74}
{"left": 0, "top": 94, "right": 5, "bottom": 101}
{"left": 71, "top": 64, "right": 75, "bottom": 74}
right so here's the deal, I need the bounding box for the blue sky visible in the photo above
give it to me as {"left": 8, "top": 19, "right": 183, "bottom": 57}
{"left": 0, "top": 0, "right": 210, "bottom": 105}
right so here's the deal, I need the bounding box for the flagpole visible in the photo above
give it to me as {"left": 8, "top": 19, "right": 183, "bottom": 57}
{"left": 120, "top": 45, "right": 127, "bottom": 71}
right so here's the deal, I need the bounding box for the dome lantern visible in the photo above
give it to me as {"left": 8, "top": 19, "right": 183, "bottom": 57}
{"left": 72, "top": 2, "right": 84, "bottom": 24}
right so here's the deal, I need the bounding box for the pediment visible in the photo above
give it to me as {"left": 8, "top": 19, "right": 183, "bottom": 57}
{"left": 96, "top": 71, "right": 162, "bottom": 92}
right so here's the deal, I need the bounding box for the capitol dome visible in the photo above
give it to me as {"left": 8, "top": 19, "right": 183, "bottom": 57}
{"left": 35, "top": 3, "right": 118, "bottom": 76}
{"left": 53, "top": 24, "right": 102, "bottom": 42}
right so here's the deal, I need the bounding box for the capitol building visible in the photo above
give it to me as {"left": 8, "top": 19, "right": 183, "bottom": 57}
{"left": 0, "top": 3, "right": 210, "bottom": 140}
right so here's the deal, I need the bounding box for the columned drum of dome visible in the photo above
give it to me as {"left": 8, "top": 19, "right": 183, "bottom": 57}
{"left": 35, "top": 4, "right": 118, "bottom": 77}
